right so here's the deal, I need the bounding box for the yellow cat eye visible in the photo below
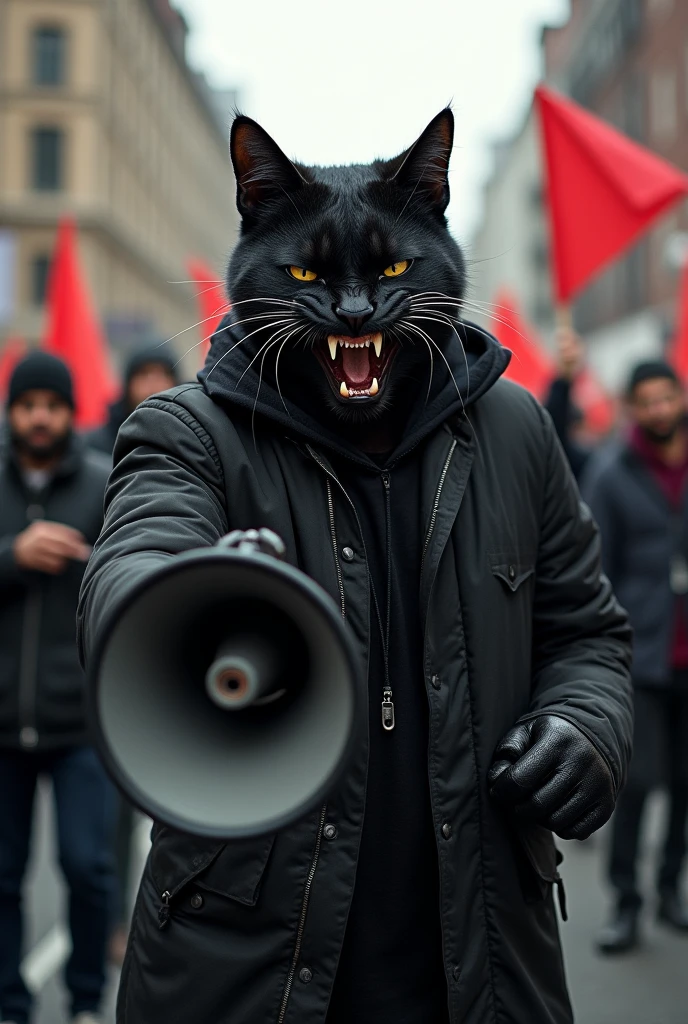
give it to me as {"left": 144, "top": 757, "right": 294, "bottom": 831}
{"left": 382, "top": 260, "right": 411, "bottom": 278}
{"left": 288, "top": 266, "right": 318, "bottom": 282}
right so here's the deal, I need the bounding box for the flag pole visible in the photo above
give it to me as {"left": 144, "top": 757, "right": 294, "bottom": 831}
{"left": 555, "top": 303, "right": 573, "bottom": 332}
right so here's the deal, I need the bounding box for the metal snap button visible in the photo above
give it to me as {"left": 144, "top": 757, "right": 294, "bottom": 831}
{"left": 190, "top": 893, "right": 204, "bottom": 909}
{"left": 453, "top": 964, "right": 461, "bottom": 982}
{"left": 299, "top": 966, "right": 313, "bottom": 984}
{"left": 20, "top": 726, "right": 38, "bottom": 748}
{"left": 441, "top": 822, "right": 452, "bottom": 840}
{"left": 508, "top": 564, "right": 516, "bottom": 582}
{"left": 324, "top": 823, "right": 338, "bottom": 840}
{"left": 431, "top": 674, "right": 441, "bottom": 691}
{"left": 342, "top": 546, "right": 355, "bottom": 562}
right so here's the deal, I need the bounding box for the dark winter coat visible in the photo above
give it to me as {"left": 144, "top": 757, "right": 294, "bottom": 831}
{"left": 84, "top": 399, "right": 128, "bottom": 457}
{"left": 0, "top": 435, "right": 110, "bottom": 749}
{"left": 78, "top": 322, "right": 632, "bottom": 1024}
{"left": 583, "top": 442, "right": 686, "bottom": 686}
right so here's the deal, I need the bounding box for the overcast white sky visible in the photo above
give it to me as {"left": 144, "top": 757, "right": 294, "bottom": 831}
{"left": 175, "top": 0, "right": 569, "bottom": 241}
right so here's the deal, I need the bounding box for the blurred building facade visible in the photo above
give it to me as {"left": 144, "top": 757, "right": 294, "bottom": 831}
{"left": 470, "top": 0, "right": 688, "bottom": 392}
{"left": 0, "top": 0, "right": 238, "bottom": 366}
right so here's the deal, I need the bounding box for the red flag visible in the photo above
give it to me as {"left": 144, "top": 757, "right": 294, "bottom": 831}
{"left": 492, "top": 289, "right": 615, "bottom": 434}
{"left": 186, "top": 258, "right": 229, "bottom": 366}
{"left": 535, "top": 85, "right": 688, "bottom": 303}
{"left": 43, "top": 218, "right": 117, "bottom": 428}
{"left": 0, "top": 336, "right": 27, "bottom": 402}
{"left": 492, "top": 289, "right": 554, "bottom": 400}
{"left": 670, "top": 261, "right": 688, "bottom": 384}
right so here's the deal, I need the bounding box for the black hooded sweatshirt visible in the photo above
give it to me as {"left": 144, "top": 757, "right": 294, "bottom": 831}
{"left": 199, "top": 319, "right": 508, "bottom": 1023}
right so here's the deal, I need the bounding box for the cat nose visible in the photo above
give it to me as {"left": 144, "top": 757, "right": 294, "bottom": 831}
{"left": 334, "top": 301, "right": 374, "bottom": 335}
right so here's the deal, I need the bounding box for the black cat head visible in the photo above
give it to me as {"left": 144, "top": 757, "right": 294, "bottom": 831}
{"left": 226, "top": 109, "right": 466, "bottom": 423}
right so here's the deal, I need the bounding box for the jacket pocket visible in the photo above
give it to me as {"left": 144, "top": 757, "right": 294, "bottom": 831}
{"left": 150, "top": 825, "right": 275, "bottom": 927}
{"left": 513, "top": 824, "right": 567, "bottom": 920}
{"left": 489, "top": 554, "right": 535, "bottom": 593}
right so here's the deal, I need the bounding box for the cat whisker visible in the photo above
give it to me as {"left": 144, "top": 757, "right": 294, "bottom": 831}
{"left": 274, "top": 323, "right": 312, "bottom": 421}
{"left": 205, "top": 317, "right": 296, "bottom": 382}
{"left": 167, "top": 278, "right": 224, "bottom": 285}
{"left": 407, "top": 313, "right": 471, "bottom": 401}
{"left": 410, "top": 298, "right": 525, "bottom": 346}
{"left": 391, "top": 321, "right": 434, "bottom": 404}
{"left": 401, "top": 319, "right": 466, "bottom": 415}
{"left": 251, "top": 323, "right": 305, "bottom": 446}
{"left": 154, "top": 307, "right": 232, "bottom": 350}
{"left": 233, "top": 320, "right": 300, "bottom": 390}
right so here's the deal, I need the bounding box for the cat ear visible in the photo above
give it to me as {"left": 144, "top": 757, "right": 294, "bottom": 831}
{"left": 230, "top": 116, "right": 308, "bottom": 217}
{"left": 382, "top": 108, "right": 454, "bottom": 213}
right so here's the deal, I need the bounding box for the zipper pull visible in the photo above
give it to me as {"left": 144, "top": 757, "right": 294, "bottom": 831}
{"left": 381, "top": 472, "right": 390, "bottom": 490}
{"left": 382, "top": 688, "right": 395, "bottom": 731}
{"left": 158, "top": 890, "right": 171, "bottom": 929}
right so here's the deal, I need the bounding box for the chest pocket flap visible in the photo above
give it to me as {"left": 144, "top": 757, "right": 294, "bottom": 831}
{"left": 489, "top": 553, "right": 535, "bottom": 593}
{"left": 151, "top": 826, "right": 275, "bottom": 907}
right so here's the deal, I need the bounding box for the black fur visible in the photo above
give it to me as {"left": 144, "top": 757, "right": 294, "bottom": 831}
{"left": 227, "top": 109, "right": 466, "bottom": 431}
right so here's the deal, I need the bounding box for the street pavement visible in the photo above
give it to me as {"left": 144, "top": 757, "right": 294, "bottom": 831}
{"left": 21, "top": 787, "right": 688, "bottom": 1024}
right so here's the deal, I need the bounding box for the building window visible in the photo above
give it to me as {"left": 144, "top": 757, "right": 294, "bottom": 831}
{"left": 31, "top": 127, "right": 64, "bottom": 191}
{"left": 650, "top": 69, "right": 678, "bottom": 142}
{"left": 31, "top": 254, "right": 51, "bottom": 306}
{"left": 32, "top": 26, "right": 66, "bottom": 86}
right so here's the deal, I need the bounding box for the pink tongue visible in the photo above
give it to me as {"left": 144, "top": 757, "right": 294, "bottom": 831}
{"left": 341, "top": 346, "right": 370, "bottom": 384}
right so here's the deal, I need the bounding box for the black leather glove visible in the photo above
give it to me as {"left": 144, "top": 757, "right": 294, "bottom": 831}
{"left": 487, "top": 715, "right": 616, "bottom": 841}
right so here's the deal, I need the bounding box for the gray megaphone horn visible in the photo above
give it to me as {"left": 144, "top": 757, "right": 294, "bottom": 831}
{"left": 88, "top": 529, "right": 364, "bottom": 838}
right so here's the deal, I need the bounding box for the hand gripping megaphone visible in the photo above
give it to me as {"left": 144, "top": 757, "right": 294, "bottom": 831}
{"left": 88, "top": 529, "right": 363, "bottom": 838}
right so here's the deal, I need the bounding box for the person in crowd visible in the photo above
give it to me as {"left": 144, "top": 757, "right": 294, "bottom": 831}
{"left": 84, "top": 345, "right": 179, "bottom": 966}
{"left": 86, "top": 347, "right": 179, "bottom": 457}
{"left": 544, "top": 325, "right": 591, "bottom": 480}
{"left": 0, "top": 353, "right": 115, "bottom": 1024}
{"left": 585, "top": 360, "right": 688, "bottom": 953}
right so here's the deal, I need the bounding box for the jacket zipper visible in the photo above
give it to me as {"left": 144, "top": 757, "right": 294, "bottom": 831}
{"left": 278, "top": 452, "right": 342, "bottom": 1023}
{"left": 308, "top": 446, "right": 394, "bottom": 730}
{"left": 277, "top": 805, "right": 327, "bottom": 1023}
{"left": 380, "top": 472, "right": 394, "bottom": 731}
{"left": 18, "top": 587, "right": 42, "bottom": 748}
{"left": 421, "top": 439, "right": 458, "bottom": 574}
{"left": 326, "top": 479, "right": 346, "bottom": 620}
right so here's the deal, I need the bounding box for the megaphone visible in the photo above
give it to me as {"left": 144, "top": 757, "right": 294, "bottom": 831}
{"left": 89, "top": 529, "right": 363, "bottom": 839}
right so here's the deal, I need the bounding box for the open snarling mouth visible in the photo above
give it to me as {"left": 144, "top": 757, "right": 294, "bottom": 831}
{"left": 315, "top": 332, "right": 399, "bottom": 400}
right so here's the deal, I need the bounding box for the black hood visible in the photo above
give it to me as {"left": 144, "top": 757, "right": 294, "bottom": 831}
{"left": 199, "top": 314, "right": 510, "bottom": 468}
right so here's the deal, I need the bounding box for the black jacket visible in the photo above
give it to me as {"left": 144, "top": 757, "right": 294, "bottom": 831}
{"left": 84, "top": 399, "right": 128, "bottom": 457}
{"left": 78, "top": 322, "right": 632, "bottom": 1024}
{"left": 0, "top": 436, "right": 110, "bottom": 749}
{"left": 583, "top": 442, "right": 685, "bottom": 686}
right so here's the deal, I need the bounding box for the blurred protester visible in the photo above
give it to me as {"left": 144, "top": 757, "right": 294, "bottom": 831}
{"left": 86, "top": 347, "right": 179, "bottom": 457}
{"left": 544, "top": 326, "right": 590, "bottom": 480}
{"left": 585, "top": 361, "right": 688, "bottom": 953}
{"left": 84, "top": 346, "right": 178, "bottom": 966}
{"left": 0, "top": 353, "right": 115, "bottom": 1024}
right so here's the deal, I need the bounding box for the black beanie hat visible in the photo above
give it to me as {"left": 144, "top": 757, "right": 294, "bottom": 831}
{"left": 627, "top": 360, "right": 679, "bottom": 396}
{"left": 124, "top": 346, "right": 179, "bottom": 387}
{"left": 7, "top": 351, "right": 74, "bottom": 409}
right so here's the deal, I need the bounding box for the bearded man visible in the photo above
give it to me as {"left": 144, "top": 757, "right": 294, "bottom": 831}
{"left": 587, "top": 361, "right": 688, "bottom": 953}
{"left": 79, "top": 111, "right": 632, "bottom": 1024}
{"left": 0, "top": 352, "right": 115, "bottom": 1024}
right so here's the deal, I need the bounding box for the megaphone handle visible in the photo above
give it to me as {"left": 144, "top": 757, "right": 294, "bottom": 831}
{"left": 218, "top": 528, "right": 286, "bottom": 560}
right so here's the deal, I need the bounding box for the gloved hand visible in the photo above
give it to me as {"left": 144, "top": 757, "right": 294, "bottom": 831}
{"left": 487, "top": 715, "right": 616, "bottom": 841}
